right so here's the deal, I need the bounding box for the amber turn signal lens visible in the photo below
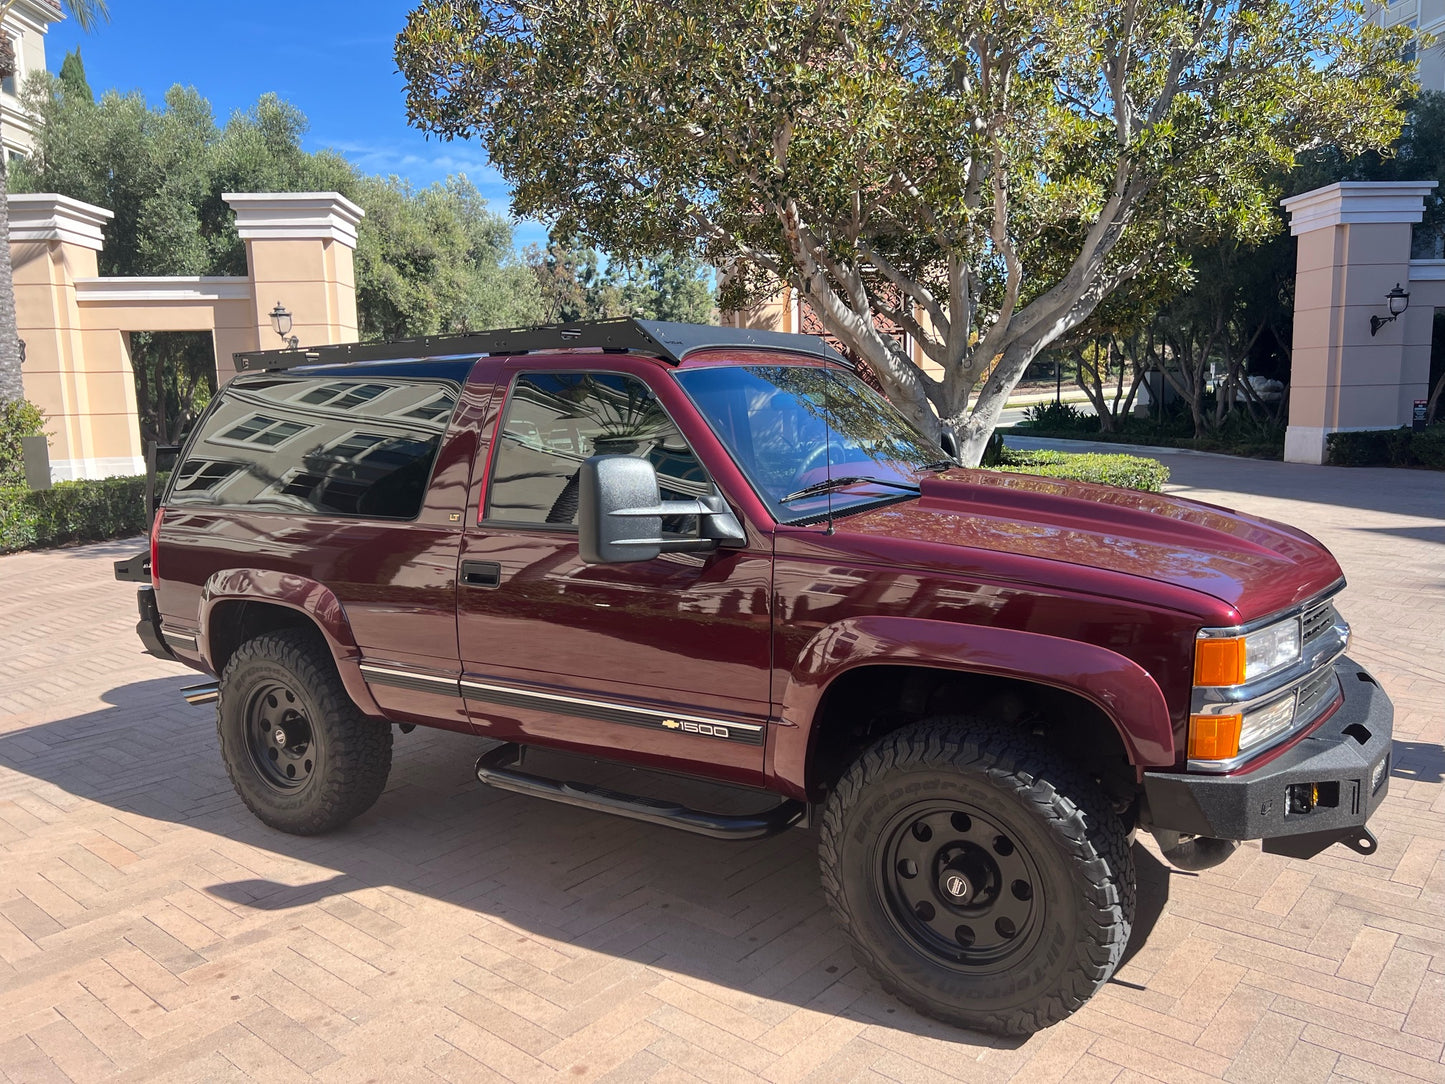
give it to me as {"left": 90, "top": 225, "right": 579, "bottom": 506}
{"left": 1189, "top": 713, "right": 1243, "bottom": 760}
{"left": 1194, "top": 637, "right": 1246, "bottom": 687}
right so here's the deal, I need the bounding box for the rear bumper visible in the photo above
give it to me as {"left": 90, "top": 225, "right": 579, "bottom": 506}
{"left": 1143, "top": 658, "right": 1392, "bottom": 858}
{"left": 134, "top": 586, "right": 178, "bottom": 662}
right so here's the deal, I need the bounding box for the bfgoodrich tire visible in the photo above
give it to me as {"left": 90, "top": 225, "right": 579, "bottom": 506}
{"left": 819, "top": 717, "right": 1135, "bottom": 1034}
{"left": 217, "top": 629, "right": 392, "bottom": 835}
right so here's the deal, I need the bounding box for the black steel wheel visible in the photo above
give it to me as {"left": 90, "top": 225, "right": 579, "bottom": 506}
{"left": 820, "top": 716, "right": 1135, "bottom": 1035}
{"left": 244, "top": 681, "right": 319, "bottom": 792}
{"left": 878, "top": 802, "right": 1046, "bottom": 973}
{"left": 217, "top": 628, "right": 392, "bottom": 835}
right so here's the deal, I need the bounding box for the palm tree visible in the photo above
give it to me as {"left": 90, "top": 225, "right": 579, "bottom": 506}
{"left": 0, "top": 0, "right": 109, "bottom": 405}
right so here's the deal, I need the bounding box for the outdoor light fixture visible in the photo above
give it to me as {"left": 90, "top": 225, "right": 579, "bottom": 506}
{"left": 1369, "top": 283, "right": 1410, "bottom": 336}
{"left": 269, "top": 302, "right": 299, "bottom": 350}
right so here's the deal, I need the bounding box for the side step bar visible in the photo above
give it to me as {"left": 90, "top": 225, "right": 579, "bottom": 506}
{"left": 182, "top": 682, "right": 219, "bottom": 705}
{"left": 474, "top": 744, "right": 807, "bottom": 841}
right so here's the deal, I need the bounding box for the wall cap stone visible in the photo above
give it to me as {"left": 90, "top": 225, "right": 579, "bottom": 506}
{"left": 73, "top": 276, "right": 252, "bottom": 303}
{"left": 223, "top": 192, "right": 366, "bottom": 249}
{"left": 1281, "top": 181, "right": 1439, "bottom": 236}
{"left": 7, "top": 194, "right": 115, "bottom": 250}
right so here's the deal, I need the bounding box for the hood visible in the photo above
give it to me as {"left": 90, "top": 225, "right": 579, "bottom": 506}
{"left": 836, "top": 470, "right": 1342, "bottom": 621}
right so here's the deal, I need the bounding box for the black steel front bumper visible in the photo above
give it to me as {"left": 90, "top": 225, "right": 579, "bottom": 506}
{"left": 1143, "top": 658, "right": 1392, "bottom": 859}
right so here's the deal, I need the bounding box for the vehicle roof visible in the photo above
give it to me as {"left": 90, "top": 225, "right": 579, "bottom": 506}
{"left": 231, "top": 318, "right": 849, "bottom": 375}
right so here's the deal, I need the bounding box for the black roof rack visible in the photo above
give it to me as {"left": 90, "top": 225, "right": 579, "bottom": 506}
{"left": 231, "top": 318, "right": 850, "bottom": 373}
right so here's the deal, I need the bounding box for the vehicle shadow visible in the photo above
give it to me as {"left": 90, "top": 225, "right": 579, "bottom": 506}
{"left": 0, "top": 676, "right": 1174, "bottom": 1044}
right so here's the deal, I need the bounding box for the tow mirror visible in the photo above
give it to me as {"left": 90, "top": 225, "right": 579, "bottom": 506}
{"left": 579, "top": 455, "right": 745, "bottom": 565}
{"left": 939, "top": 426, "right": 962, "bottom": 465}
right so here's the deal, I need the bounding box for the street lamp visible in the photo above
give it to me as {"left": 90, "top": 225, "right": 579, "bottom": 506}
{"left": 1369, "top": 283, "right": 1410, "bottom": 336}
{"left": 269, "top": 302, "right": 299, "bottom": 350}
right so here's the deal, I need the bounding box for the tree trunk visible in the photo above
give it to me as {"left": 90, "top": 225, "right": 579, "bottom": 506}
{"left": 954, "top": 341, "right": 1042, "bottom": 465}
{"left": 0, "top": 134, "right": 22, "bottom": 406}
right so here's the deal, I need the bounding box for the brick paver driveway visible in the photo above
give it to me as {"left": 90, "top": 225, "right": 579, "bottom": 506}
{"left": 1, "top": 451, "right": 1441, "bottom": 1082}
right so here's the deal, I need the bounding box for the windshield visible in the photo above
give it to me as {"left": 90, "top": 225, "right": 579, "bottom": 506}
{"left": 674, "top": 364, "right": 946, "bottom": 523}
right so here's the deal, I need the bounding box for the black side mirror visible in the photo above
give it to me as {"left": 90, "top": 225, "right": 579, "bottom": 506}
{"left": 579, "top": 455, "right": 745, "bottom": 565}
{"left": 939, "top": 427, "right": 961, "bottom": 465}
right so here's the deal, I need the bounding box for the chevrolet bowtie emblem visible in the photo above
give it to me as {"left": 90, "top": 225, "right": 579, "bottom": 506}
{"left": 662, "top": 718, "right": 680, "bottom": 729}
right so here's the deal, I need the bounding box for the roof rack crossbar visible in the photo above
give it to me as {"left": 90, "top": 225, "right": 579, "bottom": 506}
{"left": 231, "top": 317, "right": 849, "bottom": 373}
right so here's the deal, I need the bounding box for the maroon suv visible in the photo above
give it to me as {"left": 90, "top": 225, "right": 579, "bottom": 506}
{"left": 117, "top": 319, "right": 1392, "bottom": 1034}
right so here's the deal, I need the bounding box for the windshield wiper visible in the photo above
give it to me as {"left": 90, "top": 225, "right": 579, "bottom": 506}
{"left": 920, "top": 459, "right": 956, "bottom": 471}
{"left": 779, "top": 476, "right": 921, "bottom": 504}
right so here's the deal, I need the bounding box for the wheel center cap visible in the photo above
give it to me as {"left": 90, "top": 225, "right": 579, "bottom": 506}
{"left": 941, "top": 871, "right": 971, "bottom": 902}
{"left": 273, "top": 727, "right": 288, "bottom": 747}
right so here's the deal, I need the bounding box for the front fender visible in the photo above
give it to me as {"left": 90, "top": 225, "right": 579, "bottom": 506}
{"left": 768, "top": 616, "right": 1176, "bottom": 797}
{"left": 200, "top": 569, "right": 382, "bottom": 717}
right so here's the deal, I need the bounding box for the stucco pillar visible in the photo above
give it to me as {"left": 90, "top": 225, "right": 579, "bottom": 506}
{"left": 1280, "top": 181, "right": 1438, "bottom": 464}
{"left": 9, "top": 194, "right": 145, "bottom": 481}
{"left": 223, "top": 192, "right": 364, "bottom": 383}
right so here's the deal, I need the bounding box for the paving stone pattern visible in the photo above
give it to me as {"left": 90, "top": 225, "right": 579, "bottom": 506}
{"left": 0, "top": 452, "right": 1442, "bottom": 1082}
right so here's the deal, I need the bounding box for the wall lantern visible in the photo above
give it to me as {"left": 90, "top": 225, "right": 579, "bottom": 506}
{"left": 1369, "top": 283, "right": 1410, "bottom": 336}
{"left": 269, "top": 302, "right": 299, "bottom": 350}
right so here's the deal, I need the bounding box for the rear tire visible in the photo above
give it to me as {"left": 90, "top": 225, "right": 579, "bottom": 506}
{"left": 217, "top": 629, "right": 392, "bottom": 835}
{"left": 819, "top": 716, "right": 1134, "bottom": 1034}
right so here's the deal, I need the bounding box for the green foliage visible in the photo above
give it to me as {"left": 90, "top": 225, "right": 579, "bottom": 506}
{"left": 57, "top": 48, "right": 92, "bottom": 104}
{"left": 990, "top": 448, "right": 1171, "bottom": 492}
{"left": 526, "top": 235, "right": 716, "bottom": 324}
{"left": 1325, "top": 426, "right": 1445, "bottom": 469}
{"left": 1023, "top": 400, "right": 1091, "bottom": 432}
{"left": 0, "top": 475, "right": 149, "bottom": 553}
{"left": 0, "top": 399, "right": 47, "bottom": 489}
{"left": 396, "top": 0, "right": 1412, "bottom": 462}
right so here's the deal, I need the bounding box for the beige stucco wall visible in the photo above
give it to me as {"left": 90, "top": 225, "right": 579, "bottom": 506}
{"left": 1282, "top": 182, "right": 1440, "bottom": 462}
{"left": 11, "top": 192, "right": 365, "bottom": 481}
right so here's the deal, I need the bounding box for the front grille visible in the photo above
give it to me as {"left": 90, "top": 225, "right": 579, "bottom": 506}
{"left": 1296, "top": 667, "right": 1341, "bottom": 724}
{"left": 1302, "top": 602, "right": 1337, "bottom": 645}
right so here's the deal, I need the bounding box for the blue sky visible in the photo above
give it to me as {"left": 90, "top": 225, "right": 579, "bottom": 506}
{"left": 44, "top": 0, "right": 549, "bottom": 249}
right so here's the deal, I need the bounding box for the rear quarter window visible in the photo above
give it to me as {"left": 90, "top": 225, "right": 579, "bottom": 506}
{"left": 168, "top": 375, "right": 458, "bottom": 519}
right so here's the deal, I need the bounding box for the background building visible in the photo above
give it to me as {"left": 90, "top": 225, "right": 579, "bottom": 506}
{"left": 1, "top": 0, "right": 63, "bottom": 164}
{"left": 1371, "top": 0, "right": 1445, "bottom": 92}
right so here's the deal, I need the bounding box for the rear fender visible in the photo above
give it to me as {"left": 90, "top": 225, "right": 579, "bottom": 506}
{"left": 769, "top": 616, "right": 1175, "bottom": 797}
{"left": 200, "top": 569, "right": 382, "bottom": 716}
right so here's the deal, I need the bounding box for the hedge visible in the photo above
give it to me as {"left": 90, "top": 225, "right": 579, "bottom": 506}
{"left": 1, "top": 475, "right": 151, "bottom": 554}
{"left": 1325, "top": 424, "right": 1445, "bottom": 469}
{"left": 989, "top": 447, "right": 1171, "bottom": 492}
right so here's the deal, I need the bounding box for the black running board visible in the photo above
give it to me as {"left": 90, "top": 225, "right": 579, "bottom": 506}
{"left": 473, "top": 744, "right": 807, "bottom": 840}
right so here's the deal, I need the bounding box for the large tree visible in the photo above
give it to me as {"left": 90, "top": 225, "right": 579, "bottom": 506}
{"left": 396, "top": 0, "right": 1413, "bottom": 463}
{"left": 0, "top": 0, "right": 109, "bottom": 405}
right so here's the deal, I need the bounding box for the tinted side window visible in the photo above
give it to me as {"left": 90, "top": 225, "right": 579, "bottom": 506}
{"left": 169, "top": 375, "right": 458, "bottom": 519}
{"left": 486, "top": 372, "right": 709, "bottom": 529}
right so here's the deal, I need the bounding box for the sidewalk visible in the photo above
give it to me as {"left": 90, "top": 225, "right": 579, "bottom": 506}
{"left": 0, "top": 456, "right": 1441, "bottom": 1082}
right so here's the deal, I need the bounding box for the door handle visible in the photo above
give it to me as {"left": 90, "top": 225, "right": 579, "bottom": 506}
{"left": 462, "top": 560, "right": 502, "bottom": 588}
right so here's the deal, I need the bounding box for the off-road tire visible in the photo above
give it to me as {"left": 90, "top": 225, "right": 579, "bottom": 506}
{"left": 819, "top": 716, "right": 1135, "bottom": 1034}
{"left": 217, "top": 629, "right": 392, "bottom": 835}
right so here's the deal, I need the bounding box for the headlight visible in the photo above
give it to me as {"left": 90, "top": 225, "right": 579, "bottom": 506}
{"left": 1194, "top": 616, "right": 1303, "bottom": 687}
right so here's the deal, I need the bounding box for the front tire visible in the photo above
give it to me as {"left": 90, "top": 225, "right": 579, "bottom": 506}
{"left": 217, "top": 629, "right": 392, "bottom": 835}
{"left": 819, "top": 717, "right": 1134, "bottom": 1034}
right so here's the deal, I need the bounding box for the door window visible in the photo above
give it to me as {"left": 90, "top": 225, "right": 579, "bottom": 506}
{"left": 485, "top": 372, "right": 710, "bottom": 531}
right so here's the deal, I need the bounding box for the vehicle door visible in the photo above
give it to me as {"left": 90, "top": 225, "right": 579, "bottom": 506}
{"left": 456, "top": 361, "right": 772, "bottom": 784}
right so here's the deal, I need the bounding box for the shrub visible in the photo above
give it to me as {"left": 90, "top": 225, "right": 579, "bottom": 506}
{"left": 1411, "top": 427, "right": 1445, "bottom": 468}
{"left": 1022, "top": 399, "right": 1091, "bottom": 431}
{"left": 1325, "top": 425, "right": 1445, "bottom": 469}
{"left": 0, "top": 399, "right": 48, "bottom": 489}
{"left": 0, "top": 475, "right": 150, "bottom": 553}
{"left": 990, "top": 447, "right": 1170, "bottom": 492}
